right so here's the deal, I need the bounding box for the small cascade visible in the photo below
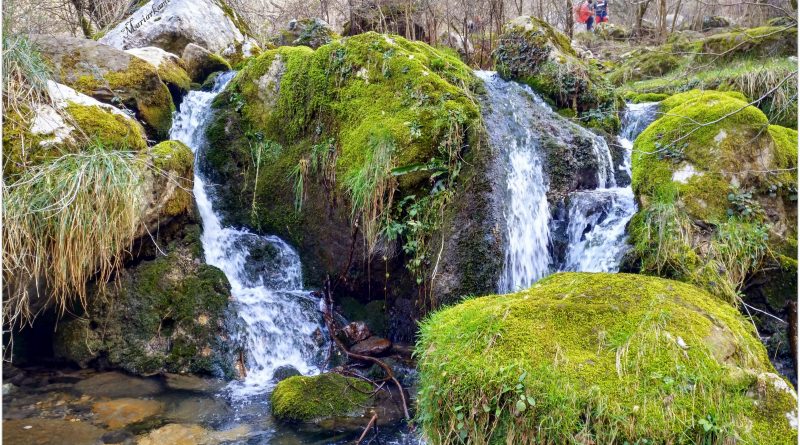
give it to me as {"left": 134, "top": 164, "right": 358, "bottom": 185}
{"left": 170, "top": 73, "right": 325, "bottom": 399}
{"left": 560, "top": 102, "right": 660, "bottom": 272}
{"left": 476, "top": 71, "right": 552, "bottom": 293}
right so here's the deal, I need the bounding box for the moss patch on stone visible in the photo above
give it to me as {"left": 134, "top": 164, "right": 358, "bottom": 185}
{"left": 149, "top": 140, "right": 194, "bottom": 217}
{"left": 493, "top": 16, "right": 622, "bottom": 131}
{"left": 271, "top": 373, "right": 372, "bottom": 422}
{"left": 415, "top": 272, "right": 797, "bottom": 445}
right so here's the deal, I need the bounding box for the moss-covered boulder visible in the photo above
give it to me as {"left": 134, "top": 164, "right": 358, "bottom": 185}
{"left": 269, "top": 18, "right": 339, "bottom": 49}
{"left": 125, "top": 47, "right": 192, "bottom": 104}
{"left": 30, "top": 34, "right": 175, "bottom": 140}
{"left": 493, "top": 16, "right": 621, "bottom": 132}
{"left": 272, "top": 372, "right": 405, "bottom": 431}
{"left": 99, "top": 0, "right": 259, "bottom": 65}
{"left": 205, "top": 32, "right": 494, "bottom": 339}
{"left": 53, "top": 224, "right": 243, "bottom": 378}
{"left": 3, "top": 81, "right": 147, "bottom": 179}
{"left": 630, "top": 90, "right": 796, "bottom": 297}
{"left": 416, "top": 272, "right": 798, "bottom": 445}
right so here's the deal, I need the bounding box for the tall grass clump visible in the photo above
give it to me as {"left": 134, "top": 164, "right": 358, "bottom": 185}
{"left": 3, "top": 144, "right": 147, "bottom": 329}
{"left": 344, "top": 131, "right": 397, "bottom": 255}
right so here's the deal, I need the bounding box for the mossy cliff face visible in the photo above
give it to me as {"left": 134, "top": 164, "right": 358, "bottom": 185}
{"left": 30, "top": 34, "right": 175, "bottom": 140}
{"left": 493, "top": 16, "right": 622, "bottom": 133}
{"left": 416, "top": 272, "right": 798, "bottom": 445}
{"left": 629, "top": 90, "right": 797, "bottom": 303}
{"left": 613, "top": 26, "right": 797, "bottom": 127}
{"left": 125, "top": 47, "right": 192, "bottom": 105}
{"left": 205, "top": 32, "right": 492, "bottom": 339}
{"left": 53, "top": 224, "right": 243, "bottom": 378}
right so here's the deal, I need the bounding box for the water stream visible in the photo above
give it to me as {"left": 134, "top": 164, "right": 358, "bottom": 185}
{"left": 170, "top": 72, "right": 326, "bottom": 399}
{"left": 478, "top": 69, "right": 660, "bottom": 289}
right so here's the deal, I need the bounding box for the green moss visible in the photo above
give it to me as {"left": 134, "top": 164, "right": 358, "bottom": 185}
{"left": 495, "top": 17, "right": 620, "bottom": 118}
{"left": 149, "top": 140, "right": 194, "bottom": 216}
{"left": 73, "top": 57, "right": 174, "bottom": 139}
{"left": 66, "top": 103, "right": 147, "bottom": 151}
{"left": 271, "top": 373, "right": 372, "bottom": 422}
{"left": 630, "top": 90, "right": 796, "bottom": 302}
{"left": 416, "top": 272, "right": 797, "bottom": 445}
{"left": 206, "top": 32, "right": 481, "bottom": 286}
{"left": 632, "top": 89, "right": 769, "bottom": 221}
{"left": 155, "top": 59, "right": 192, "bottom": 94}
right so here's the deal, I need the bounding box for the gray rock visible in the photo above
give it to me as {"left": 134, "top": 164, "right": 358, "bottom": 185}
{"left": 181, "top": 43, "right": 231, "bottom": 83}
{"left": 99, "top": 0, "right": 259, "bottom": 63}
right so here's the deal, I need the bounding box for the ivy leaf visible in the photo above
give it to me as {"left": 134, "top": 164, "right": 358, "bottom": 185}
{"left": 515, "top": 400, "right": 527, "bottom": 412}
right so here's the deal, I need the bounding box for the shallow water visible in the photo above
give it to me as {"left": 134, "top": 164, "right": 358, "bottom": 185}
{"left": 2, "top": 366, "right": 419, "bottom": 444}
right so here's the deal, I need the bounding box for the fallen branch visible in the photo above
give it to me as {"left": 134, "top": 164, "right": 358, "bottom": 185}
{"left": 322, "top": 276, "right": 411, "bottom": 421}
{"left": 355, "top": 413, "right": 379, "bottom": 445}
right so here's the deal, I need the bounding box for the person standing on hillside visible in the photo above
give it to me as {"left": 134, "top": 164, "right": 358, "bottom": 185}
{"left": 595, "top": 0, "right": 609, "bottom": 25}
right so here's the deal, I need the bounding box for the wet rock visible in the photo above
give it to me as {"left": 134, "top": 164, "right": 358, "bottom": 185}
{"left": 53, "top": 226, "right": 243, "bottom": 379}
{"left": 101, "top": 430, "right": 134, "bottom": 444}
{"left": 181, "top": 43, "right": 231, "bottom": 83}
{"left": 3, "top": 419, "right": 104, "bottom": 445}
{"left": 271, "top": 365, "right": 301, "bottom": 382}
{"left": 164, "top": 396, "right": 231, "bottom": 424}
{"left": 337, "top": 321, "right": 371, "bottom": 346}
{"left": 93, "top": 398, "right": 164, "bottom": 429}
{"left": 99, "top": 0, "right": 259, "bottom": 64}
{"left": 351, "top": 337, "right": 392, "bottom": 356}
{"left": 163, "top": 373, "right": 222, "bottom": 392}
{"left": 74, "top": 372, "right": 162, "bottom": 399}
{"left": 136, "top": 423, "right": 249, "bottom": 445}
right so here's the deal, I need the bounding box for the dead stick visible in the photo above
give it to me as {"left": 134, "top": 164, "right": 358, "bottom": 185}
{"left": 355, "top": 413, "right": 379, "bottom": 444}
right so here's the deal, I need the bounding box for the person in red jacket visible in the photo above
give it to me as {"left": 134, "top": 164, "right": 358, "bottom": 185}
{"left": 575, "top": 0, "right": 595, "bottom": 31}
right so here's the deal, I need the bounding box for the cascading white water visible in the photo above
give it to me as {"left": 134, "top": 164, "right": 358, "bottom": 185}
{"left": 561, "top": 102, "right": 660, "bottom": 272}
{"left": 477, "top": 71, "right": 553, "bottom": 293}
{"left": 170, "top": 73, "right": 325, "bottom": 399}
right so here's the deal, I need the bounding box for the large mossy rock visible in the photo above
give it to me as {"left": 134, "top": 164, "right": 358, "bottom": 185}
{"left": 630, "top": 90, "right": 797, "bottom": 295}
{"left": 271, "top": 373, "right": 404, "bottom": 431}
{"left": 181, "top": 43, "right": 232, "bottom": 83}
{"left": 124, "top": 47, "right": 192, "bottom": 104}
{"left": 416, "top": 272, "right": 798, "bottom": 445}
{"left": 30, "top": 34, "right": 175, "bottom": 140}
{"left": 204, "top": 32, "right": 497, "bottom": 339}
{"left": 493, "top": 16, "right": 621, "bottom": 132}
{"left": 53, "top": 222, "right": 242, "bottom": 378}
{"left": 99, "top": 0, "right": 259, "bottom": 65}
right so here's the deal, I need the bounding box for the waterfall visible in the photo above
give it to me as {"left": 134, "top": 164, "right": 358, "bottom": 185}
{"left": 561, "top": 102, "right": 660, "bottom": 272}
{"left": 170, "top": 72, "right": 325, "bottom": 399}
{"left": 479, "top": 68, "right": 661, "bottom": 288}
{"left": 477, "top": 71, "right": 553, "bottom": 293}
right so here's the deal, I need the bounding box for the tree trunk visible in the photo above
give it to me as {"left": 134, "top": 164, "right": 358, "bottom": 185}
{"left": 658, "top": 0, "right": 667, "bottom": 41}
{"left": 566, "top": 0, "right": 573, "bottom": 39}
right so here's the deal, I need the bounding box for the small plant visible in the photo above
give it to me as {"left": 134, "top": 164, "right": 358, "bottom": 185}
{"left": 726, "top": 187, "right": 765, "bottom": 219}
{"left": 248, "top": 135, "right": 282, "bottom": 220}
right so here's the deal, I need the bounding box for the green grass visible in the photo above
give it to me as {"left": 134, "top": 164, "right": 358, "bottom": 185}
{"left": 3, "top": 144, "right": 147, "bottom": 328}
